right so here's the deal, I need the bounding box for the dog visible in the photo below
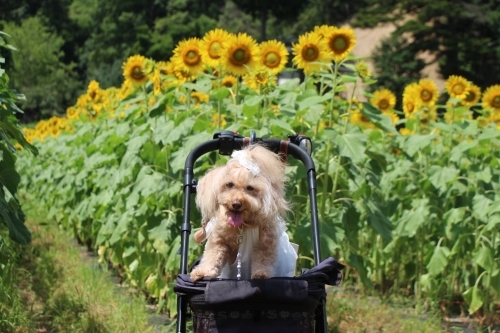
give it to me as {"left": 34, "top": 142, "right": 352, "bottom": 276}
{"left": 190, "top": 144, "right": 297, "bottom": 282}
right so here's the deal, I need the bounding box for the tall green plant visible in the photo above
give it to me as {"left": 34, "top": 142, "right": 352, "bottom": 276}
{"left": 0, "top": 31, "right": 37, "bottom": 245}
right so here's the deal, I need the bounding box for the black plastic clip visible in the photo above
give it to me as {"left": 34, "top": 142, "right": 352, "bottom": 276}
{"left": 214, "top": 130, "right": 243, "bottom": 155}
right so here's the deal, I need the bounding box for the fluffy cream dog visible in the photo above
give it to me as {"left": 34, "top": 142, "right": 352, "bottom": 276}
{"left": 190, "top": 144, "right": 294, "bottom": 282}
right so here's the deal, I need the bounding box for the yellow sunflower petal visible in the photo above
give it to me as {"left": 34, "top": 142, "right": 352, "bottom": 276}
{"left": 122, "top": 55, "right": 148, "bottom": 85}
{"left": 445, "top": 75, "right": 470, "bottom": 99}
{"left": 482, "top": 84, "right": 500, "bottom": 112}
{"left": 461, "top": 83, "right": 481, "bottom": 107}
{"left": 292, "top": 33, "right": 331, "bottom": 75}
{"left": 370, "top": 89, "right": 396, "bottom": 112}
{"left": 172, "top": 37, "right": 204, "bottom": 76}
{"left": 324, "top": 26, "right": 356, "bottom": 63}
{"left": 259, "top": 40, "right": 289, "bottom": 74}
{"left": 221, "top": 33, "right": 260, "bottom": 76}
{"left": 416, "top": 79, "right": 439, "bottom": 107}
{"left": 200, "top": 29, "right": 230, "bottom": 68}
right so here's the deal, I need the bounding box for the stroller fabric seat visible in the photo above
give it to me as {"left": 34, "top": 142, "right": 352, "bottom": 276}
{"left": 174, "top": 257, "right": 344, "bottom": 333}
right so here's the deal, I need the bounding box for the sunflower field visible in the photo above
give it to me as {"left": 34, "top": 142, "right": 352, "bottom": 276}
{"left": 13, "top": 25, "right": 500, "bottom": 323}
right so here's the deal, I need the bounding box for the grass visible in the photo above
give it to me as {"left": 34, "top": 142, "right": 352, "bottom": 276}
{"left": 326, "top": 288, "right": 444, "bottom": 333}
{"left": 0, "top": 209, "right": 156, "bottom": 333}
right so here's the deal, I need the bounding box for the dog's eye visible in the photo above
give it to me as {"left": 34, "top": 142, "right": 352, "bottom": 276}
{"left": 246, "top": 186, "right": 254, "bottom": 191}
{"left": 226, "top": 182, "right": 234, "bottom": 188}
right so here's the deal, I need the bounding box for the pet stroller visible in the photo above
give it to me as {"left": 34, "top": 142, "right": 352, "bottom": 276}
{"left": 174, "top": 131, "right": 345, "bottom": 333}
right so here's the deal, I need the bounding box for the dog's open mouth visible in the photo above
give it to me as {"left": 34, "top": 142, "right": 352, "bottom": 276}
{"left": 228, "top": 210, "right": 243, "bottom": 227}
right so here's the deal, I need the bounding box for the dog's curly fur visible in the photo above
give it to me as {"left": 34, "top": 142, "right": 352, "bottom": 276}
{"left": 190, "top": 144, "right": 289, "bottom": 282}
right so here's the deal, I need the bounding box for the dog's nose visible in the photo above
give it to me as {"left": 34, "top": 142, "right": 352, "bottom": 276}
{"left": 231, "top": 200, "right": 242, "bottom": 210}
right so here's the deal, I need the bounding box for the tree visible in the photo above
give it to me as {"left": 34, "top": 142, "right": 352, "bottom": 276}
{"left": 232, "top": 0, "right": 307, "bottom": 41}
{"left": 3, "top": 18, "right": 81, "bottom": 120}
{"left": 353, "top": 0, "right": 500, "bottom": 91}
{"left": 370, "top": 34, "right": 426, "bottom": 110}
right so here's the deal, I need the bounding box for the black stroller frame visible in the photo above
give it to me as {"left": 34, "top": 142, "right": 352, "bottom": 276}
{"left": 176, "top": 130, "right": 337, "bottom": 333}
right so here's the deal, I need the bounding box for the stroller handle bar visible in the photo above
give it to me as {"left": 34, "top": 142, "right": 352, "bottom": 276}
{"left": 177, "top": 131, "right": 327, "bottom": 333}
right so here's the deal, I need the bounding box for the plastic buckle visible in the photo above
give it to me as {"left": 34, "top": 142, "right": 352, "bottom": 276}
{"left": 214, "top": 130, "right": 240, "bottom": 155}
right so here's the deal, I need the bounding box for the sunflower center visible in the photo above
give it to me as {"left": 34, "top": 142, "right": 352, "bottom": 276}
{"left": 331, "top": 36, "right": 348, "bottom": 53}
{"left": 406, "top": 102, "right": 415, "bottom": 113}
{"left": 255, "top": 71, "right": 268, "bottom": 84}
{"left": 465, "top": 92, "right": 475, "bottom": 102}
{"left": 452, "top": 84, "right": 465, "bottom": 95}
{"left": 302, "top": 44, "right": 319, "bottom": 61}
{"left": 421, "top": 89, "right": 432, "bottom": 101}
{"left": 379, "top": 99, "right": 389, "bottom": 110}
{"left": 131, "top": 66, "right": 145, "bottom": 80}
{"left": 264, "top": 51, "right": 280, "bottom": 68}
{"left": 360, "top": 115, "right": 370, "bottom": 123}
{"left": 222, "top": 80, "right": 234, "bottom": 88}
{"left": 184, "top": 49, "right": 201, "bottom": 66}
{"left": 208, "top": 41, "right": 222, "bottom": 59}
{"left": 493, "top": 96, "right": 500, "bottom": 107}
{"left": 230, "top": 47, "right": 250, "bottom": 66}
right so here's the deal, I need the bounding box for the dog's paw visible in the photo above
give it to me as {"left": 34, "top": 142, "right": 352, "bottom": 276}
{"left": 190, "top": 269, "right": 207, "bottom": 282}
{"left": 251, "top": 269, "right": 272, "bottom": 279}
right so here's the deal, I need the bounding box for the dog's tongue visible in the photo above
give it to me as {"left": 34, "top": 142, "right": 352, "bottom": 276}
{"left": 228, "top": 211, "right": 243, "bottom": 227}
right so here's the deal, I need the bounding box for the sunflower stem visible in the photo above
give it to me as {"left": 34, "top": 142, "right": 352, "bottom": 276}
{"left": 321, "top": 62, "right": 340, "bottom": 218}
{"left": 218, "top": 100, "right": 221, "bottom": 129}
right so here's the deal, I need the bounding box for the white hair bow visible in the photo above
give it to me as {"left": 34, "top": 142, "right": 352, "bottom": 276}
{"left": 231, "top": 150, "right": 261, "bottom": 176}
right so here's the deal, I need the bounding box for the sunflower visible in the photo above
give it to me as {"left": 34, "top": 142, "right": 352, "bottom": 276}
{"left": 477, "top": 116, "right": 488, "bottom": 128}
{"left": 312, "top": 25, "right": 335, "bottom": 39}
{"left": 122, "top": 55, "right": 149, "bottom": 85}
{"left": 399, "top": 128, "right": 413, "bottom": 136}
{"left": 482, "top": 84, "right": 500, "bottom": 112}
{"left": 461, "top": 83, "right": 481, "bottom": 107}
{"left": 355, "top": 61, "right": 371, "bottom": 78}
{"left": 416, "top": 79, "right": 439, "bottom": 107}
{"left": 167, "top": 60, "right": 193, "bottom": 84}
{"left": 200, "top": 29, "right": 230, "bottom": 68}
{"left": 419, "top": 108, "right": 438, "bottom": 126}
{"left": 221, "top": 75, "right": 238, "bottom": 89}
{"left": 350, "top": 110, "right": 375, "bottom": 129}
{"left": 370, "top": 89, "right": 396, "bottom": 112}
{"left": 324, "top": 26, "right": 356, "bottom": 63}
{"left": 221, "top": 33, "right": 260, "bottom": 76}
{"left": 292, "top": 33, "right": 331, "bottom": 75}
{"left": 445, "top": 75, "right": 470, "bottom": 99}
{"left": 172, "top": 38, "right": 204, "bottom": 76}
{"left": 153, "top": 68, "right": 161, "bottom": 95}
{"left": 87, "top": 80, "right": 101, "bottom": 101}
{"left": 213, "top": 113, "right": 227, "bottom": 127}
{"left": 49, "top": 126, "right": 60, "bottom": 138}
{"left": 243, "top": 67, "right": 276, "bottom": 93}
{"left": 191, "top": 91, "right": 209, "bottom": 106}
{"left": 155, "top": 61, "right": 170, "bottom": 75}
{"left": 259, "top": 40, "right": 289, "bottom": 74}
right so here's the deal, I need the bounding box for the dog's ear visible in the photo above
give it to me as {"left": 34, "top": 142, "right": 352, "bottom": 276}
{"left": 195, "top": 166, "right": 225, "bottom": 220}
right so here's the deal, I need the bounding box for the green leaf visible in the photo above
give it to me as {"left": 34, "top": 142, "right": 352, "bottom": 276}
{"left": 394, "top": 206, "right": 428, "bottom": 237}
{"left": 428, "top": 165, "right": 459, "bottom": 190}
{"left": 336, "top": 132, "right": 367, "bottom": 163}
{"left": 360, "top": 102, "right": 398, "bottom": 135}
{"left": 364, "top": 200, "right": 392, "bottom": 241}
{"left": 244, "top": 95, "right": 263, "bottom": 106}
{"left": 0, "top": 188, "right": 31, "bottom": 245}
{"left": 269, "top": 118, "right": 293, "bottom": 133}
{"left": 463, "top": 286, "right": 484, "bottom": 314}
{"left": 0, "top": 168, "right": 20, "bottom": 196}
{"left": 402, "top": 134, "right": 434, "bottom": 156}
{"left": 427, "top": 244, "right": 450, "bottom": 276}
{"left": 210, "top": 87, "right": 230, "bottom": 101}
{"left": 473, "top": 246, "right": 493, "bottom": 271}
